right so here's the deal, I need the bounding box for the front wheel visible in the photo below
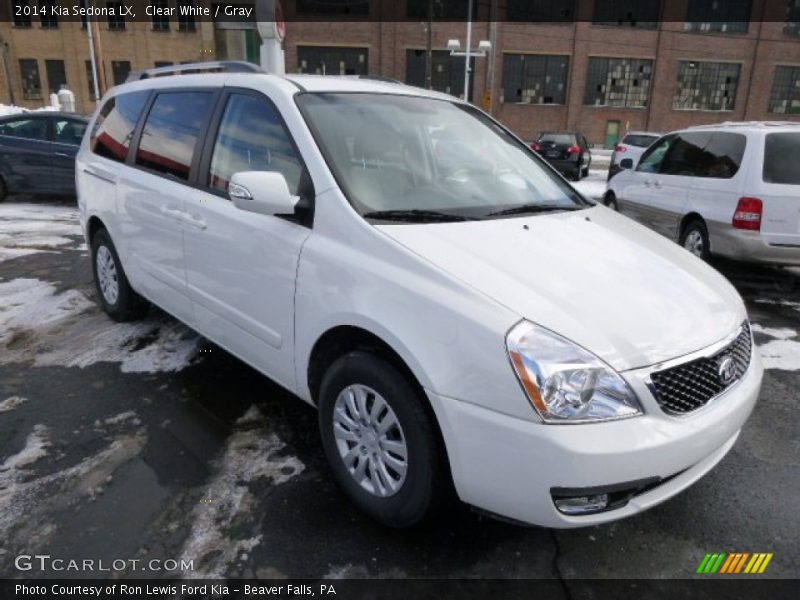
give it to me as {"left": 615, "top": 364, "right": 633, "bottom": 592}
{"left": 91, "top": 229, "right": 148, "bottom": 321}
{"left": 680, "top": 220, "right": 711, "bottom": 260}
{"left": 318, "top": 352, "right": 449, "bottom": 527}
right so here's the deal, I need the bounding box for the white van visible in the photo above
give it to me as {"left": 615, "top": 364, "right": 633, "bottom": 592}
{"left": 605, "top": 122, "right": 800, "bottom": 265}
{"left": 77, "top": 63, "right": 762, "bottom": 528}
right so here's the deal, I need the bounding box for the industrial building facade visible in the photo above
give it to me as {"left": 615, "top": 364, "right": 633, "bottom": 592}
{"left": 2, "top": 0, "right": 800, "bottom": 147}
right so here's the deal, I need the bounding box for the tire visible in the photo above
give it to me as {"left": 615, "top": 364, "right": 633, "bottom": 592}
{"left": 604, "top": 191, "right": 619, "bottom": 211}
{"left": 680, "top": 219, "right": 711, "bottom": 261}
{"left": 0, "top": 177, "right": 6, "bottom": 202}
{"left": 318, "top": 351, "right": 449, "bottom": 528}
{"left": 90, "top": 228, "right": 148, "bottom": 321}
{"left": 581, "top": 156, "right": 590, "bottom": 178}
{"left": 571, "top": 169, "right": 581, "bottom": 181}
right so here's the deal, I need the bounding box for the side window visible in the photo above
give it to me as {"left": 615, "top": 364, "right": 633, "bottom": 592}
{"left": 636, "top": 134, "right": 674, "bottom": 173}
{"left": 0, "top": 118, "right": 48, "bottom": 141}
{"left": 208, "top": 93, "right": 303, "bottom": 194}
{"left": 701, "top": 132, "right": 746, "bottom": 179}
{"left": 53, "top": 118, "right": 87, "bottom": 146}
{"left": 91, "top": 91, "right": 149, "bottom": 162}
{"left": 660, "top": 132, "right": 711, "bottom": 176}
{"left": 135, "top": 91, "right": 213, "bottom": 180}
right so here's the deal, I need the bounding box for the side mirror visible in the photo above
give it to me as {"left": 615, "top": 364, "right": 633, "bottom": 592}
{"left": 620, "top": 158, "right": 634, "bottom": 170}
{"left": 229, "top": 171, "right": 298, "bottom": 216}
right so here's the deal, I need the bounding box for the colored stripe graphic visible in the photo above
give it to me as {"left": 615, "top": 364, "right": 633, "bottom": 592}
{"left": 699, "top": 552, "right": 774, "bottom": 574}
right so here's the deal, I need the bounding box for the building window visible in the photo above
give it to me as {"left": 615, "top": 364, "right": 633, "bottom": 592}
{"left": 85, "top": 60, "right": 97, "bottom": 100}
{"left": 12, "top": 0, "right": 32, "bottom": 27}
{"left": 19, "top": 59, "right": 42, "bottom": 100}
{"left": 107, "top": 1, "right": 126, "bottom": 30}
{"left": 685, "top": 0, "right": 751, "bottom": 33}
{"left": 502, "top": 54, "right": 569, "bottom": 104}
{"left": 506, "top": 0, "right": 575, "bottom": 21}
{"left": 584, "top": 57, "right": 653, "bottom": 107}
{"left": 151, "top": 0, "right": 170, "bottom": 31}
{"left": 786, "top": 0, "right": 800, "bottom": 35}
{"left": 111, "top": 60, "right": 131, "bottom": 85}
{"left": 769, "top": 65, "right": 800, "bottom": 113}
{"left": 298, "top": 0, "right": 368, "bottom": 15}
{"left": 39, "top": 0, "right": 58, "bottom": 27}
{"left": 593, "top": 0, "right": 659, "bottom": 29}
{"left": 407, "top": 0, "right": 474, "bottom": 19}
{"left": 406, "top": 49, "right": 474, "bottom": 101}
{"left": 177, "top": 0, "right": 196, "bottom": 31}
{"left": 297, "top": 46, "right": 368, "bottom": 76}
{"left": 45, "top": 59, "right": 66, "bottom": 94}
{"left": 673, "top": 61, "right": 741, "bottom": 111}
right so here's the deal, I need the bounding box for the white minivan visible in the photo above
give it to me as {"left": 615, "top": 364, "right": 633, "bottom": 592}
{"left": 605, "top": 122, "right": 800, "bottom": 265}
{"left": 77, "top": 63, "right": 762, "bottom": 529}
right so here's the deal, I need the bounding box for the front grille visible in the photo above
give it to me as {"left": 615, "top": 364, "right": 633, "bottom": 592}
{"left": 650, "top": 323, "right": 752, "bottom": 415}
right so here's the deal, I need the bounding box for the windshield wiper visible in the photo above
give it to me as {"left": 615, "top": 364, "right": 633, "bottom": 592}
{"left": 485, "top": 204, "right": 582, "bottom": 218}
{"left": 363, "top": 209, "right": 474, "bottom": 223}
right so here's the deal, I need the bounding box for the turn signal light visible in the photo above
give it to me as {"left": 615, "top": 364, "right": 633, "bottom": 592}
{"left": 614, "top": 145, "right": 627, "bottom": 152}
{"left": 732, "top": 197, "right": 762, "bottom": 231}
{"left": 531, "top": 142, "right": 541, "bottom": 152}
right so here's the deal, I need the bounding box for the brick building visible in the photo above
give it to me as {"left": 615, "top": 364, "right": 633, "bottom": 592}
{"left": 2, "top": 0, "right": 800, "bottom": 147}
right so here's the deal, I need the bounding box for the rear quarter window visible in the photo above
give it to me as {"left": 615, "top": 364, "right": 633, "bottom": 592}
{"left": 91, "top": 91, "right": 150, "bottom": 162}
{"left": 763, "top": 132, "right": 800, "bottom": 184}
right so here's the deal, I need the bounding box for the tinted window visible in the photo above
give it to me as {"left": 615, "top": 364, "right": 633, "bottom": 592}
{"left": 208, "top": 94, "right": 302, "bottom": 194}
{"left": 91, "top": 91, "right": 149, "bottom": 162}
{"left": 701, "top": 132, "right": 745, "bottom": 178}
{"left": 0, "top": 118, "right": 48, "bottom": 141}
{"left": 54, "top": 119, "right": 87, "bottom": 146}
{"left": 539, "top": 133, "right": 575, "bottom": 144}
{"left": 764, "top": 133, "right": 800, "bottom": 184}
{"left": 622, "top": 134, "right": 659, "bottom": 148}
{"left": 136, "top": 92, "right": 213, "bottom": 180}
{"left": 660, "top": 132, "right": 711, "bottom": 176}
{"left": 636, "top": 134, "right": 674, "bottom": 173}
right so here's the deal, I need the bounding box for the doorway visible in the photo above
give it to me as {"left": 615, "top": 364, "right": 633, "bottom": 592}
{"left": 604, "top": 120, "right": 621, "bottom": 149}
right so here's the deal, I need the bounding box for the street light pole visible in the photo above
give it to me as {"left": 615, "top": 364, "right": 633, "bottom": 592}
{"left": 463, "top": 0, "right": 473, "bottom": 101}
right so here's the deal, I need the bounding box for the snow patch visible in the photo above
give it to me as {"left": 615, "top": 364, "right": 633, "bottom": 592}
{"left": 0, "top": 104, "right": 59, "bottom": 117}
{"left": 751, "top": 323, "right": 797, "bottom": 341}
{"left": 179, "top": 405, "right": 305, "bottom": 578}
{"left": 0, "top": 396, "right": 27, "bottom": 412}
{"left": 102, "top": 411, "right": 140, "bottom": 426}
{"left": 0, "top": 278, "right": 201, "bottom": 373}
{"left": 0, "top": 425, "right": 50, "bottom": 472}
{"left": 752, "top": 322, "right": 800, "bottom": 371}
{"left": 573, "top": 170, "right": 608, "bottom": 200}
{"left": 0, "top": 202, "right": 83, "bottom": 258}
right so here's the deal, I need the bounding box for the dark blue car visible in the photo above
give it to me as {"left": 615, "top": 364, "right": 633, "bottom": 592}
{"left": 0, "top": 112, "right": 89, "bottom": 201}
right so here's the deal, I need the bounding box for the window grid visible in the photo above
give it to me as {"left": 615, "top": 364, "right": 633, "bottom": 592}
{"left": 151, "top": 0, "right": 170, "bottom": 31}
{"left": 769, "top": 65, "right": 800, "bottom": 114}
{"left": 406, "top": 49, "right": 473, "bottom": 100}
{"left": 297, "top": 46, "right": 368, "bottom": 76}
{"left": 299, "top": 0, "right": 369, "bottom": 15}
{"left": 112, "top": 60, "right": 131, "bottom": 86}
{"left": 506, "top": 0, "right": 576, "bottom": 22}
{"left": 593, "top": 0, "right": 659, "bottom": 29}
{"left": 584, "top": 57, "right": 653, "bottom": 107}
{"left": 85, "top": 60, "right": 97, "bottom": 101}
{"left": 177, "top": 0, "right": 196, "bottom": 31}
{"left": 673, "top": 61, "right": 741, "bottom": 111}
{"left": 39, "top": 0, "right": 58, "bottom": 27}
{"left": 786, "top": 0, "right": 800, "bottom": 35}
{"left": 685, "top": 0, "right": 751, "bottom": 33}
{"left": 12, "top": 0, "right": 32, "bottom": 27}
{"left": 502, "top": 54, "right": 569, "bottom": 105}
{"left": 19, "top": 59, "right": 42, "bottom": 100}
{"left": 107, "top": 1, "right": 126, "bottom": 30}
{"left": 45, "top": 59, "right": 66, "bottom": 94}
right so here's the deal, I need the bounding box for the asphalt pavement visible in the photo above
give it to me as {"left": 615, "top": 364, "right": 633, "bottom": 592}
{"left": 0, "top": 195, "right": 798, "bottom": 583}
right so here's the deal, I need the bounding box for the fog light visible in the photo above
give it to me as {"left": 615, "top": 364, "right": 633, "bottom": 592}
{"left": 553, "top": 494, "right": 609, "bottom": 515}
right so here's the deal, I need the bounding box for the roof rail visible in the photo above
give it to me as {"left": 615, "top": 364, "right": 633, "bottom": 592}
{"left": 688, "top": 120, "right": 800, "bottom": 129}
{"left": 356, "top": 74, "right": 402, "bottom": 84}
{"left": 126, "top": 61, "right": 265, "bottom": 83}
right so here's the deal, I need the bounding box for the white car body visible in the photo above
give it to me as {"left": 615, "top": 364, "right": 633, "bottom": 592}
{"left": 608, "top": 131, "right": 661, "bottom": 180}
{"left": 607, "top": 123, "right": 800, "bottom": 265}
{"left": 77, "top": 69, "right": 762, "bottom": 528}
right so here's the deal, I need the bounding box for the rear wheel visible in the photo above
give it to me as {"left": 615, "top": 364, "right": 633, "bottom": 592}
{"left": 604, "top": 191, "right": 619, "bottom": 211}
{"left": 91, "top": 228, "right": 148, "bottom": 321}
{"left": 318, "top": 351, "right": 449, "bottom": 527}
{"left": 680, "top": 219, "right": 711, "bottom": 260}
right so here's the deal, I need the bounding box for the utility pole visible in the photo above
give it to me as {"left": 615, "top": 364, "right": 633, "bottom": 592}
{"left": 0, "top": 35, "right": 16, "bottom": 105}
{"left": 86, "top": 16, "right": 101, "bottom": 105}
{"left": 425, "top": 0, "right": 433, "bottom": 89}
{"left": 463, "top": 0, "right": 473, "bottom": 101}
{"left": 486, "top": 0, "right": 498, "bottom": 113}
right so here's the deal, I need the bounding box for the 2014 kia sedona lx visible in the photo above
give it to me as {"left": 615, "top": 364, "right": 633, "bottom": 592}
{"left": 77, "top": 62, "right": 762, "bottom": 528}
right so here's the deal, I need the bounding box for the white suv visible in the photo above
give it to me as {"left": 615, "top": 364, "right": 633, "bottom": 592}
{"left": 605, "top": 122, "right": 800, "bottom": 265}
{"left": 77, "top": 62, "right": 762, "bottom": 528}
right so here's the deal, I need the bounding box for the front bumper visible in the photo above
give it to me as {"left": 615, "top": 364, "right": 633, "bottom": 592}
{"left": 428, "top": 348, "right": 762, "bottom": 528}
{"left": 708, "top": 222, "right": 800, "bottom": 265}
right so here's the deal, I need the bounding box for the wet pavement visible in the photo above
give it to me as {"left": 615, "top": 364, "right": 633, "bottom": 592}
{"left": 0, "top": 196, "right": 798, "bottom": 581}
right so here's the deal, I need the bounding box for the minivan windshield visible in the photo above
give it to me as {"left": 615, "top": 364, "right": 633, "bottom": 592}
{"left": 297, "top": 93, "right": 588, "bottom": 222}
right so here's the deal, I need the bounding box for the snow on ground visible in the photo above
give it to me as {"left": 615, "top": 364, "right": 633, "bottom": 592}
{"left": 573, "top": 169, "right": 608, "bottom": 200}
{"left": 0, "top": 424, "right": 50, "bottom": 472}
{"left": 0, "top": 104, "right": 59, "bottom": 117}
{"left": 752, "top": 322, "right": 800, "bottom": 371}
{"left": 178, "top": 405, "right": 305, "bottom": 578}
{"left": 0, "top": 202, "right": 83, "bottom": 261}
{"left": 0, "top": 278, "right": 201, "bottom": 373}
{"left": 0, "top": 396, "right": 28, "bottom": 412}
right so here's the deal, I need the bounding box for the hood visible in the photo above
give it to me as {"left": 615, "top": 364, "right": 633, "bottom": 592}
{"left": 377, "top": 206, "right": 746, "bottom": 371}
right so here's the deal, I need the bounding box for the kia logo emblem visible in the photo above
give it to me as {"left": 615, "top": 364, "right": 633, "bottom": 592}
{"left": 718, "top": 356, "right": 737, "bottom": 385}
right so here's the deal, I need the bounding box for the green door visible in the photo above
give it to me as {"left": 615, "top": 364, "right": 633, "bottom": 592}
{"left": 604, "top": 120, "right": 621, "bottom": 149}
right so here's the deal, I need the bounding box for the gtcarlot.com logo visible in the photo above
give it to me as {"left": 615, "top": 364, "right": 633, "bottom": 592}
{"left": 15, "top": 554, "right": 194, "bottom": 573}
{"left": 696, "top": 552, "right": 773, "bottom": 574}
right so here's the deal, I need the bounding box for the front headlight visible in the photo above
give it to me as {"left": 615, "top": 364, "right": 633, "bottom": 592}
{"left": 506, "top": 320, "right": 642, "bottom": 423}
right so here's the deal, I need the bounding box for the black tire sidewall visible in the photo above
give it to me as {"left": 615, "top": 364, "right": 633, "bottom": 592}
{"left": 318, "top": 352, "right": 441, "bottom": 528}
{"left": 605, "top": 192, "right": 618, "bottom": 211}
{"left": 90, "top": 229, "right": 143, "bottom": 321}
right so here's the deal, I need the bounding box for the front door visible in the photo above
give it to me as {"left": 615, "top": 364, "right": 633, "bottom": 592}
{"left": 183, "top": 89, "right": 311, "bottom": 391}
{"left": 50, "top": 117, "right": 88, "bottom": 195}
{"left": 604, "top": 120, "right": 620, "bottom": 150}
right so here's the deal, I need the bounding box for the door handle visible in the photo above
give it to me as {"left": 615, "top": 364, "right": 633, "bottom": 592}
{"left": 644, "top": 180, "right": 652, "bottom": 187}
{"left": 653, "top": 180, "right": 662, "bottom": 189}
{"left": 54, "top": 151, "right": 70, "bottom": 157}
{"left": 183, "top": 213, "right": 207, "bottom": 230}
{"left": 159, "top": 206, "right": 183, "bottom": 220}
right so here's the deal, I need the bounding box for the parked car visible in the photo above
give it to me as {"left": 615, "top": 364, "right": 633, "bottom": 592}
{"left": 0, "top": 112, "right": 88, "bottom": 201}
{"left": 531, "top": 131, "right": 591, "bottom": 180}
{"left": 605, "top": 122, "right": 800, "bottom": 265}
{"left": 607, "top": 131, "right": 661, "bottom": 180}
{"left": 78, "top": 62, "right": 761, "bottom": 529}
